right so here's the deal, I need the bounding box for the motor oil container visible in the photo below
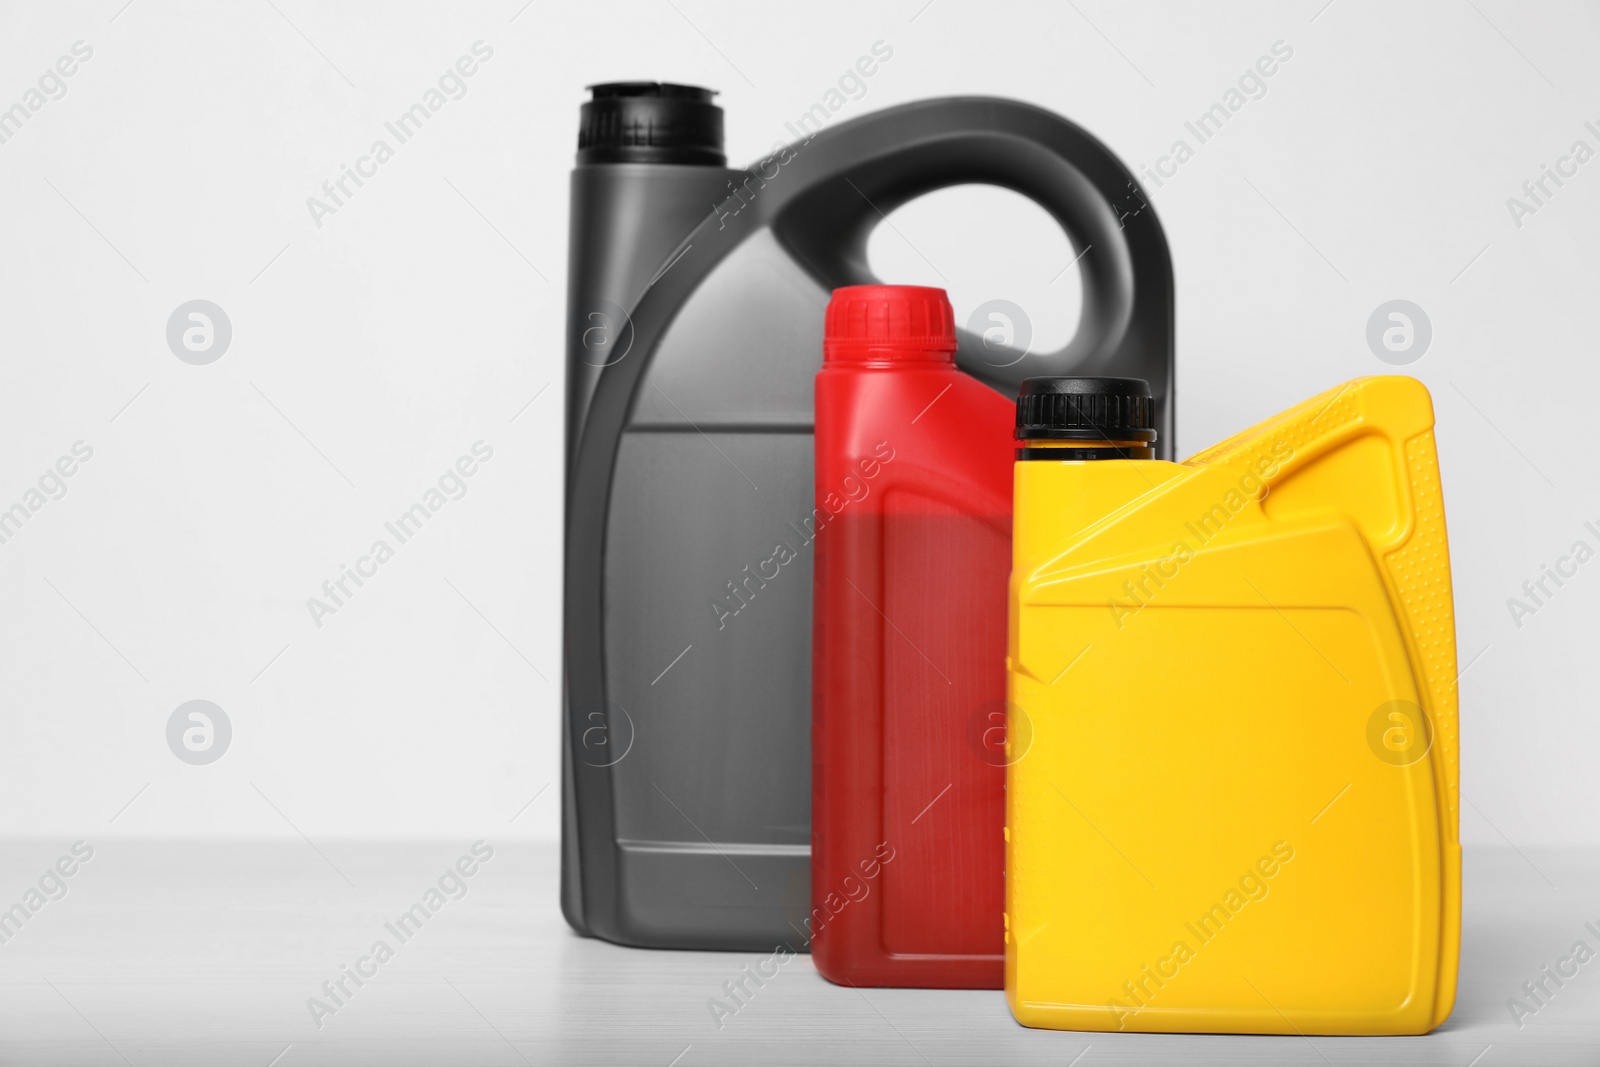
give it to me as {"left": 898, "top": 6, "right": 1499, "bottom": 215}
{"left": 1004, "top": 375, "right": 1459, "bottom": 1034}
{"left": 810, "top": 285, "right": 1013, "bottom": 988}
{"left": 562, "top": 82, "right": 1176, "bottom": 950}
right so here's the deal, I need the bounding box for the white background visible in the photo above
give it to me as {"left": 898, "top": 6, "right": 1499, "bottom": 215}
{"left": 0, "top": 0, "right": 1594, "bottom": 847}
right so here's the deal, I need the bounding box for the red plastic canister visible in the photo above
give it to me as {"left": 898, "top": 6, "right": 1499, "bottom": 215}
{"left": 810, "top": 285, "right": 1014, "bottom": 988}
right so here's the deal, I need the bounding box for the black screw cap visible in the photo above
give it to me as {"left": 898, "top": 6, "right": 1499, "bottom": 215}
{"left": 1015, "top": 377, "right": 1157, "bottom": 443}
{"left": 578, "top": 82, "right": 725, "bottom": 166}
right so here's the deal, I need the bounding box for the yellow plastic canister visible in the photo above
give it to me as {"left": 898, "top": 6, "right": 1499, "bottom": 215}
{"left": 1005, "top": 375, "right": 1459, "bottom": 1035}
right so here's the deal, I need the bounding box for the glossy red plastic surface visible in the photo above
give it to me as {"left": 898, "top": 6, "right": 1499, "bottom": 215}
{"left": 810, "top": 286, "right": 1013, "bottom": 988}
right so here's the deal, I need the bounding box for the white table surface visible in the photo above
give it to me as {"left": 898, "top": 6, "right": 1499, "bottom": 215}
{"left": 0, "top": 841, "right": 1594, "bottom": 1066}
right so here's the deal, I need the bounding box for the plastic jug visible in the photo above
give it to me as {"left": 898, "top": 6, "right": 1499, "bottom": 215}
{"left": 810, "top": 285, "right": 1013, "bottom": 987}
{"left": 1005, "top": 375, "right": 1459, "bottom": 1033}
{"left": 562, "top": 83, "right": 1176, "bottom": 950}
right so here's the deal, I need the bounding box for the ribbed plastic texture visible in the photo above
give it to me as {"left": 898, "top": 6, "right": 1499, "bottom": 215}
{"left": 578, "top": 83, "right": 725, "bottom": 165}
{"left": 824, "top": 285, "right": 957, "bottom": 362}
{"left": 1015, "top": 376, "right": 1157, "bottom": 442}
